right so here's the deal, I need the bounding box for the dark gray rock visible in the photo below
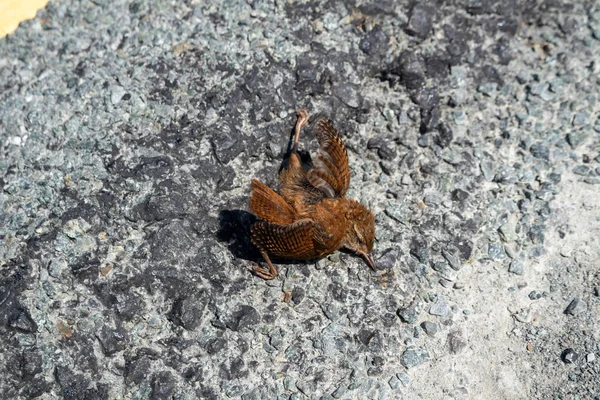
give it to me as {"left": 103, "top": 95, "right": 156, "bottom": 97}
{"left": 406, "top": 4, "right": 435, "bottom": 39}
{"left": 226, "top": 305, "right": 260, "bottom": 331}
{"left": 561, "top": 348, "right": 578, "bottom": 364}
{"left": 169, "top": 292, "right": 207, "bottom": 330}
{"left": 359, "top": 25, "right": 389, "bottom": 56}
{"left": 420, "top": 321, "right": 438, "bottom": 336}
{"left": 151, "top": 371, "right": 177, "bottom": 400}
{"left": 7, "top": 307, "right": 37, "bottom": 333}
{"left": 96, "top": 324, "right": 128, "bottom": 356}
{"left": 333, "top": 83, "right": 362, "bottom": 109}
{"left": 367, "top": 137, "right": 397, "bottom": 160}
{"left": 55, "top": 367, "right": 91, "bottom": 400}
{"left": 410, "top": 236, "right": 429, "bottom": 264}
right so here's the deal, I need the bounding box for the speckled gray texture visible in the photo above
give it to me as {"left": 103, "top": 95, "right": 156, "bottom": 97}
{"left": 1, "top": 0, "right": 599, "bottom": 399}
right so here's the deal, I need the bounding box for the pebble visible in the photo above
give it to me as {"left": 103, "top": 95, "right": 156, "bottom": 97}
{"left": 400, "top": 347, "right": 430, "bottom": 368}
{"left": 397, "top": 302, "right": 420, "bottom": 324}
{"left": 514, "top": 309, "right": 531, "bottom": 323}
{"left": 439, "top": 278, "right": 454, "bottom": 288}
{"left": 528, "top": 291, "right": 542, "bottom": 300}
{"left": 432, "top": 262, "right": 456, "bottom": 281}
{"left": 498, "top": 223, "right": 517, "bottom": 242}
{"left": 480, "top": 158, "right": 495, "bottom": 181}
{"left": 397, "top": 372, "right": 410, "bottom": 387}
{"left": 420, "top": 321, "right": 438, "bottom": 336}
{"left": 447, "top": 332, "right": 467, "bottom": 353}
{"left": 586, "top": 353, "right": 596, "bottom": 363}
{"left": 488, "top": 242, "right": 505, "bottom": 260}
{"left": 429, "top": 298, "right": 450, "bottom": 317}
{"left": 564, "top": 298, "right": 580, "bottom": 315}
{"left": 573, "top": 165, "right": 591, "bottom": 176}
{"left": 388, "top": 375, "right": 401, "bottom": 390}
{"left": 401, "top": 174, "right": 412, "bottom": 185}
{"left": 478, "top": 82, "right": 497, "bottom": 96}
{"left": 566, "top": 131, "right": 588, "bottom": 148}
{"left": 561, "top": 348, "right": 578, "bottom": 364}
{"left": 572, "top": 110, "right": 590, "bottom": 126}
{"left": 442, "top": 248, "right": 461, "bottom": 270}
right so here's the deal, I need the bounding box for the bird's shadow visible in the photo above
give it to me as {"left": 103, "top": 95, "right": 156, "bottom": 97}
{"left": 217, "top": 209, "right": 261, "bottom": 262}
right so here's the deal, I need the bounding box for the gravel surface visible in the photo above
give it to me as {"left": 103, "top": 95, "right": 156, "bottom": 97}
{"left": 1, "top": 0, "right": 599, "bottom": 399}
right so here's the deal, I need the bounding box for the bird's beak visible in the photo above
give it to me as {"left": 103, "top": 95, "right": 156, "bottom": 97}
{"left": 360, "top": 252, "right": 376, "bottom": 271}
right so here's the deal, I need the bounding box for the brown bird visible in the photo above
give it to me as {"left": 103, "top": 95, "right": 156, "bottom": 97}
{"left": 248, "top": 109, "right": 375, "bottom": 280}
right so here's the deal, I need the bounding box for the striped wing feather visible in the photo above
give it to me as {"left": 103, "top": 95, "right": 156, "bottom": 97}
{"left": 312, "top": 119, "right": 350, "bottom": 197}
{"left": 250, "top": 219, "right": 316, "bottom": 260}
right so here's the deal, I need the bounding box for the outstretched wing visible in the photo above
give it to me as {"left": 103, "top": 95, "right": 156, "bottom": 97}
{"left": 250, "top": 218, "right": 316, "bottom": 260}
{"left": 249, "top": 179, "right": 296, "bottom": 225}
{"left": 309, "top": 119, "right": 350, "bottom": 197}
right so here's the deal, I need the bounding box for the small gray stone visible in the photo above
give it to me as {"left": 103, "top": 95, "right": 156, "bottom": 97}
{"left": 333, "top": 83, "right": 361, "bottom": 108}
{"left": 110, "top": 85, "right": 126, "bottom": 105}
{"left": 573, "top": 165, "right": 592, "bottom": 176}
{"left": 429, "top": 298, "right": 450, "bottom": 316}
{"left": 514, "top": 309, "right": 531, "bottom": 323}
{"left": 405, "top": 4, "right": 434, "bottom": 39}
{"left": 529, "top": 83, "right": 546, "bottom": 96}
{"left": 396, "top": 372, "right": 410, "bottom": 386}
{"left": 400, "top": 347, "right": 430, "bottom": 368}
{"left": 442, "top": 248, "right": 461, "bottom": 270}
{"left": 410, "top": 236, "right": 429, "bottom": 264}
{"left": 573, "top": 110, "right": 590, "bottom": 126}
{"left": 420, "top": 321, "right": 438, "bottom": 336}
{"left": 439, "top": 278, "right": 454, "bottom": 288}
{"left": 508, "top": 260, "right": 524, "bottom": 275}
{"left": 561, "top": 348, "right": 578, "bottom": 363}
{"left": 48, "top": 259, "right": 67, "bottom": 278}
{"left": 480, "top": 159, "right": 495, "bottom": 181}
{"left": 332, "top": 384, "right": 348, "bottom": 399}
{"left": 432, "top": 262, "right": 456, "bottom": 281}
{"left": 488, "top": 242, "right": 505, "bottom": 260}
{"left": 499, "top": 223, "right": 517, "bottom": 242}
{"left": 584, "top": 177, "right": 600, "bottom": 184}
{"left": 566, "top": 131, "right": 588, "bottom": 148}
{"left": 478, "top": 82, "right": 497, "bottom": 96}
{"left": 586, "top": 353, "right": 596, "bottom": 363}
{"left": 529, "top": 142, "right": 550, "bottom": 160}
{"left": 447, "top": 332, "right": 467, "bottom": 353}
{"left": 564, "top": 298, "right": 580, "bottom": 315}
{"left": 388, "top": 375, "right": 401, "bottom": 390}
{"left": 397, "top": 302, "right": 420, "bottom": 324}
{"left": 95, "top": 325, "right": 128, "bottom": 356}
{"left": 516, "top": 70, "right": 531, "bottom": 84}
{"left": 528, "top": 290, "right": 542, "bottom": 300}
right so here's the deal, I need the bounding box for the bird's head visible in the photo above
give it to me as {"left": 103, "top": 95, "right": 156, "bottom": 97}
{"left": 342, "top": 199, "right": 376, "bottom": 270}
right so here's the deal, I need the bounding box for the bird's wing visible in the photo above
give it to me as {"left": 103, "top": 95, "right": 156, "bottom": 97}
{"left": 250, "top": 218, "right": 316, "bottom": 260}
{"left": 310, "top": 119, "right": 351, "bottom": 197}
{"left": 249, "top": 179, "right": 296, "bottom": 225}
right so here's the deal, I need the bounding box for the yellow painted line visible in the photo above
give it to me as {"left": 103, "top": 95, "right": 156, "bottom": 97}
{"left": 0, "top": 0, "right": 50, "bottom": 38}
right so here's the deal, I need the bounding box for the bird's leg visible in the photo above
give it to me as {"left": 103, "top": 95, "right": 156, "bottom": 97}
{"left": 253, "top": 250, "right": 278, "bottom": 280}
{"left": 291, "top": 108, "right": 309, "bottom": 153}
